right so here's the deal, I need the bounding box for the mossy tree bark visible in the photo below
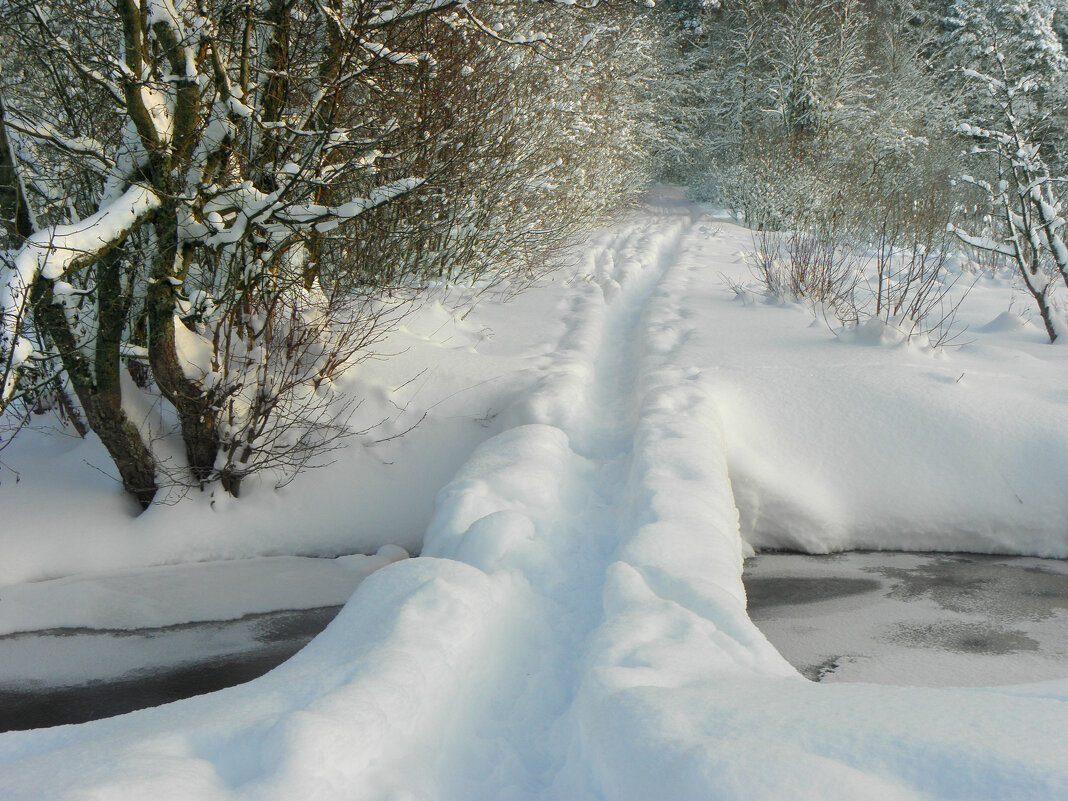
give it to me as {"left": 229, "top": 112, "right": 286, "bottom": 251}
{"left": 146, "top": 202, "right": 221, "bottom": 484}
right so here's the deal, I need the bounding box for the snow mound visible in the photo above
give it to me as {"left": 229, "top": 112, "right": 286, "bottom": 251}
{"left": 979, "top": 309, "right": 1037, "bottom": 333}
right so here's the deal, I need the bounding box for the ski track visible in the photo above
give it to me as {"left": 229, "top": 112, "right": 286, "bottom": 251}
{"left": 351, "top": 200, "right": 1068, "bottom": 801}
{"left": 3, "top": 199, "right": 1068, "bottom": 801}
{"left": 415, "top": 200, "right": 791, "bottom": 800}
{"left": 421, "top": 206, "right": 702, "bottom": 799}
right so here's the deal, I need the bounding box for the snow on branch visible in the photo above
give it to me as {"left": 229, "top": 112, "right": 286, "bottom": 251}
{"left": 1, "top": 184, "right": 160, "bottom": 399}
{"left": 460, "top": 7, "right": 555, "bottom": 50}
{"left": 365, "top": 0, "right": 463, "bottom": 29}
{"left": 205, "top": 177, "right": 424, "bottom": 245}
{"left": 1, "top": 111, "right": 115, "bottom": 173}
{"left": 945, "top": 222, "right": 1014, "bottom": 257}
{"left": 360, "top": 40, "right": 436, "bottom": 68}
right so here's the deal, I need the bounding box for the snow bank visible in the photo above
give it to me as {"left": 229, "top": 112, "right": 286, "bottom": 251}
{"left": 0, "top": 284, "right": 557, "bottom": 587}
{"left": 678, "top": 221, "right": 1068, "bottom": 557}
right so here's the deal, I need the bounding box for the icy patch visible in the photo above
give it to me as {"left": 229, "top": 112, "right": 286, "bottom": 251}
{"left": 745, "top": 551, "right": 1068, "bottom": 686}
{"left": 0, "top": 549, "right": 408, "bottom": 635}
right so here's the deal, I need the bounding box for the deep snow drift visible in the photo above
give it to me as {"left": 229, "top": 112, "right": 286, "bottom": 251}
{"left": 1, "top": 191, "right": 1066, "bottom": 800}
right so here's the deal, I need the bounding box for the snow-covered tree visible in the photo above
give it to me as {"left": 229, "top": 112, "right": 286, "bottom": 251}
{"left": 652, "top": 0, "right": 959, "bottom": 236}
{"left": 946, "top": 0, "right": 1068, "bottom": 341}
{"left": 0, "top": 0, "right": 655, "bottom": 507}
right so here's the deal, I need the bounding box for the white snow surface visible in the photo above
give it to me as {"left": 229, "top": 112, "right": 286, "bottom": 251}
{"left": 1, "top": 190, "right": 1067, "bottom": 799}
{"left": 0, "top": 548, "right": 409, "bottom": 636}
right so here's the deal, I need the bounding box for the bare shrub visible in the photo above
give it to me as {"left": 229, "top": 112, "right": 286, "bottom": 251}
{"left": 746, "top": 204, "right": 968, "bottom": 346}
{"left": 747, "top": 227, "right": 860, "bottom": 321}
{"left": 870, "top": 211, "right": 969, "bottom": 346}
{"left": 183, "top": 284, "right": 414, "bottom": 497}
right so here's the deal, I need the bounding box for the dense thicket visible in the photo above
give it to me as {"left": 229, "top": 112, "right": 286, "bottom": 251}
{"left": 0, "top": 0, "right": 656, "bottom": 505}
{"left": 652, "top": 0, "right": 960, "bottom": 234}
{"left": 5, "top": 0, "right": 1068, "bottom": 511}
{"left": 653, "top": 0, "right": 1068, "bottom": 339}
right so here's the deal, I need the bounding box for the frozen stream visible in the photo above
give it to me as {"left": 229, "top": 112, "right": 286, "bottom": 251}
{"left": 744, "top": 551, "right": 1068, "bottom": 686}
{"left": 4, "top": 551, "right": 1065, "bottom": 733}
{"left": 0, "top": 606, "right": 342, "bottom": 732}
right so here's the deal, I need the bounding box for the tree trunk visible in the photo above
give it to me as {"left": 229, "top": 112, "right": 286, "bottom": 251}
{"left": 147, "top": 308, "right": 221, "bottom": 483}
{"left": 0, "top": 96, "right": 33, "bottom": 242}
{"left": 32, "top": 254, "right": 159, "bottom": 508}
{"left": 147, "top": 202, "right": 220, "bottom": 483}
{"left": 3, "top": 92, "right": 157, "bottom": 505}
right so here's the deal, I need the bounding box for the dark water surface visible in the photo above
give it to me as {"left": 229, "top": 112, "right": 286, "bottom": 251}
{"left": 5, "top": 551, "right": 1067, "bottom": 730}
{"left": 0, "top": 605, "right": 341, "bottom": 731}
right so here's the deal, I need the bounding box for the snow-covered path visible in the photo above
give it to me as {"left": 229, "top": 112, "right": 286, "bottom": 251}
{"left": 2, "top": 196, "right": 1068, "bottom": 799}
{"left": 409, "top": 204, "right": 792, "bottom": 800}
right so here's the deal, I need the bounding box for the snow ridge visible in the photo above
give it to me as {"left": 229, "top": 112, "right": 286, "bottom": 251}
{"left": 416, "top": 203, "right": 754, "bottom": 798}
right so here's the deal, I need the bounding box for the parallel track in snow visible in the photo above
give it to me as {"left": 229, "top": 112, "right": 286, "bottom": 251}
{"left": 419, "top": 203, "right": 703, "bottom": 799}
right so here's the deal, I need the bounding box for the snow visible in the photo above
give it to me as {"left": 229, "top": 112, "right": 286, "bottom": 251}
{"left": 686, "top": 221, "right": 1068, "bottom": 557}
{"left": 0, "top": 548, "right": 408, "bottom": 636}
{"left": 1, "top": 190, "right": 1067, "bottom": 799}
{"left": 0, "top": 548, "right": 408, "bottom": 691}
